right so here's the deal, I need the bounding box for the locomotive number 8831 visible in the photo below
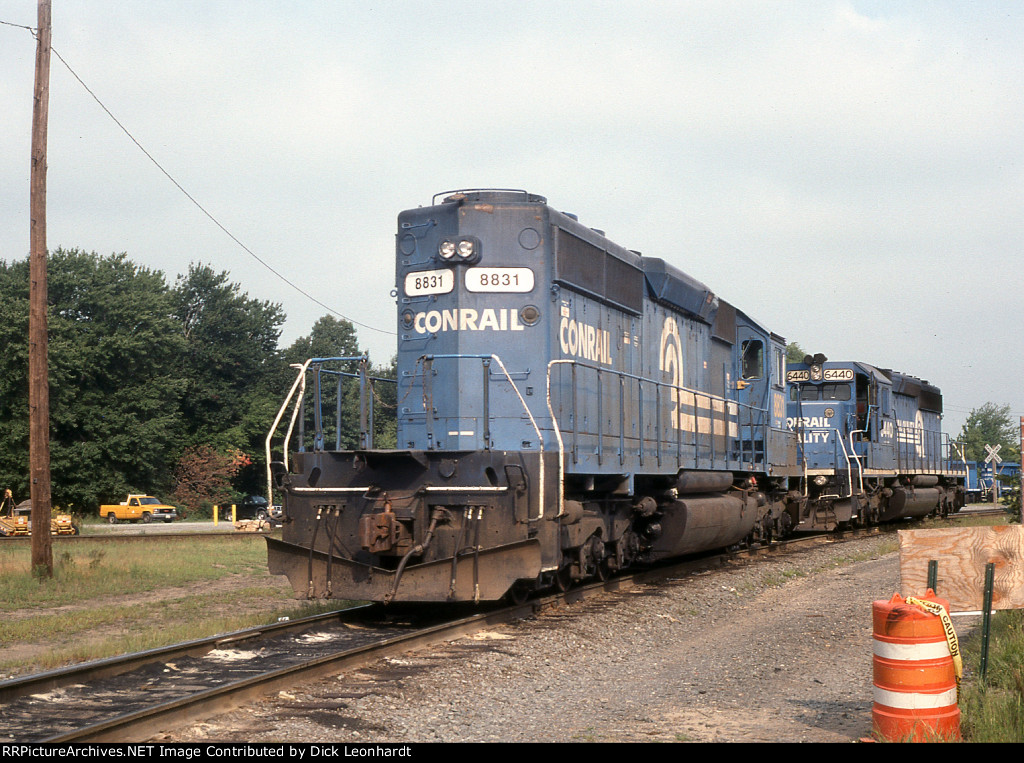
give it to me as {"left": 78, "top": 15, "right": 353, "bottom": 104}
{"left": 266, "top": 189, "right": 965, "bottom": 604}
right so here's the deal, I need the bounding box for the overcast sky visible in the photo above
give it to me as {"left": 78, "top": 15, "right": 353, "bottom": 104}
{"left": 1, "top": 1, "right": 1022, "bottom": 441}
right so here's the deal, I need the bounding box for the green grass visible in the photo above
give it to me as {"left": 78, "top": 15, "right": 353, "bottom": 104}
{"left": 959, "top": 609, "right": 1024, "bottom": 742}
{"left": 0, "top": 592, "right": 340, "bottom": 673}
{"left": 0, "top": 535, "right": 350, "bottom": 676}
{"left": 0, "top": 536, "right": 270, "bottom": 610}
{"left": 924, "top": 512, "right": 1015, "bottom": 529}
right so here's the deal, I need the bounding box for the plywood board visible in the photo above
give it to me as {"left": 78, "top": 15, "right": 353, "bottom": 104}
{"left": 898, "top": 525, "right": 1024, "bottom": 612}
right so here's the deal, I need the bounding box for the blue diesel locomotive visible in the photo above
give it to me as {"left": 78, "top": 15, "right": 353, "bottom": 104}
{"left": 785, "top": 358, "right": 963, "bottom": 531}
{"left": 266, "top": 190, "right": 963, "bottom": 603}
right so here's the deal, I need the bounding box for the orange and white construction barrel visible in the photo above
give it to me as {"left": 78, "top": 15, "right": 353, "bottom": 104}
{"left": 872, "top": 590, "right": 961, "bottom": 742}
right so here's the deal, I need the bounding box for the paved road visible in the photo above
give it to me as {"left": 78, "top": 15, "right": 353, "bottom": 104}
{"left": 80, "top": 520, "right": 278, "bottom": 536}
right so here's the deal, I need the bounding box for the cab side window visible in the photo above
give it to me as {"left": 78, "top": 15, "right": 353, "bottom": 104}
{"left": 741, "top": 340, "right": 763, "bottom": 380}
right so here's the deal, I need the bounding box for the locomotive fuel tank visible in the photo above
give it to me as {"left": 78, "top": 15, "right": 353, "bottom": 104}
{"left": 643, "top": 492, "right": 756, "bottom": 559}
{"left": 879, "top": 486, "right": 942, "bottom": 522}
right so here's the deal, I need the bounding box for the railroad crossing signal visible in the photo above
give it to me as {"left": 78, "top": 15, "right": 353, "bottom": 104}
{"left": 984, "top": 443, "right": 1002, "bottom": 465}
{"left": 984, "top": 444, "right": 1003, "bottom": 503}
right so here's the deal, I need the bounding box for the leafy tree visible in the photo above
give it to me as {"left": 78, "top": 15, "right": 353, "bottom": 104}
{"left": 786, "top": 341, "right": 808, "bottom": 365}
{"left": 958, "top": 402, "right": 1020, "bottom": 463}
{"left": 369, "top": 356, "right": 398, "bottom": 449}
{"left": 1002, "top": 473, "right": 1021, "bottom": 523}
{"left": 174, "top": 263, "right": 285, "bottom": 469}
{"left": 172, "top": 445, "right": 250, "bottom": 516}
{"left": 0, "top": 249, "right": 186, "bottom": 510}
{"left": 284, "top": 316, "right": 364, "bottom": 450}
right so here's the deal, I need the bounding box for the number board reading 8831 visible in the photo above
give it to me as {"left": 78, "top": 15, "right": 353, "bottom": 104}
{"left": 404, "top": 269, "right": 454, "bottom": 297}
{"left": 465, "top": 267, "right": 534, "bottom": 293}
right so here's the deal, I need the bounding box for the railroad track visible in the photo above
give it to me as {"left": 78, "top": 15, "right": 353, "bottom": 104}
{"left": 0, "top": 527, "right": 889, "bottom": 743}
{"left": 0, "top": 531, "right": 274, "bottom": 544}
{"left": 955, "top": 505, "right": 1014, "bottom": 519}
{"left": 0, "top": 520, "right": 984, "bottom": 743}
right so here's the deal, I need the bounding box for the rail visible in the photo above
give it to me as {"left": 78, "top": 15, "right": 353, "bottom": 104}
{"left": 792, "top": 418, "right": 967, "bottom": 499}
{"left": 943, "top": 436, "right": 969, "bottom": 476}
{"left": 269, "top": 354, "right": 775, "bottom": 515}
{"left": 893, "top": 420, "right": 948, "bottom": 473}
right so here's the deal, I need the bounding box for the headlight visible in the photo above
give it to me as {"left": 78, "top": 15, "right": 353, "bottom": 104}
{"left": 438, "top": 240, "right": 456, "bottom": 259}
{"left": 457, "top": 239, "right": 475, "bottom": 259}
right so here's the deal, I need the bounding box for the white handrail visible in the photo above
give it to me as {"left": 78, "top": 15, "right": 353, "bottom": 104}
{"left": 265, "top": 360, "right": 312, "bottom": 504}
{"left": 486, "top": 354, "right": 545, "bottom": 521}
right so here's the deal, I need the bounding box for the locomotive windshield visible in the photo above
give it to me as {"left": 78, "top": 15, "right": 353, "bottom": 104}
{"left": 791, "top": 383, "right": 851, "bottom": 401}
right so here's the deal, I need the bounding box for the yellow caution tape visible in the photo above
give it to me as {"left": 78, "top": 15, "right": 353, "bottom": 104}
{"left": 907, "top": 596, "right": 963, "bottom": 701}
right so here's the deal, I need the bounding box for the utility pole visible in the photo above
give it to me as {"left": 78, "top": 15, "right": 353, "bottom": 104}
{"left": 30, "top": 0, "right": 53, "bottom": 578}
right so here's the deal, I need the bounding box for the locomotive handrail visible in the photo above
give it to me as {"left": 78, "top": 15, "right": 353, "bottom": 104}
{"left": 893, "top": 419, "right": 945, "bottom": 473}
{"left": 832, "top": 431, "right": 855, "bottom": 499}
{"left": 545, "top": 360, "right": 573, "bottom": 521}
{"left": 266, "top": 359, "right": 310, "bottom": 504}
{"left": 946, "top": 437, "right": 969, "bottom": 476}
{"left": 847, "top": 429, "right": 866, "bottom": 494}
{"left": 417, "top": 353, "right": 547, "bottom": 521}
{"left": 546, "top": 358, "right": 768, "bottom": 476}
{"left": 797, "top": 427, "right": 856, "bottom": 499}
{"left": 265, "top": 356, "right": 375, "bottom": 504}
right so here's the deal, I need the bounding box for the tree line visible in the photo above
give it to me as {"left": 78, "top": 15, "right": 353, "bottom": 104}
{"left": 0, "top": 248, "right": 394, "bottom": 516}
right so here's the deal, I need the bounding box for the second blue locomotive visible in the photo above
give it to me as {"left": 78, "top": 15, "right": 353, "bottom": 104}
{"left": 267, "top": 190, "right": 964, "bottom": 603}
{"left": 785, "top": 357, "right": 963, "bottom": 530}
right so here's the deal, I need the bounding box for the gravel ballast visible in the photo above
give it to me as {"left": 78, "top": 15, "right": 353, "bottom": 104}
{"left": 165, "top": 534, "right": 956, "bottom": 743}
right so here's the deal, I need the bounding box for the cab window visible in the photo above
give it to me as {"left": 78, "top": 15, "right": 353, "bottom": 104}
{"left": 741, "top": 340, "right": 763, "bottom": 380}
{"left": 773, "top": 347, "right": 785, "bottom": 388}
{"left": 821, "top": 383, "right": 851, "bottom": 401}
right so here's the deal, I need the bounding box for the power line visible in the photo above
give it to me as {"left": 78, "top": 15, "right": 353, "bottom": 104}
{"left": 3, "top": 19, "right": 395, "bottom": 338}
{"left": 0, "top": 19, "right": 35, "bottom": 32}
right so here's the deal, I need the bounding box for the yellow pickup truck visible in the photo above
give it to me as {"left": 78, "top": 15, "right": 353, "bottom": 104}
{"left": 99, "top": 495, "right": 178, "bottom": 524}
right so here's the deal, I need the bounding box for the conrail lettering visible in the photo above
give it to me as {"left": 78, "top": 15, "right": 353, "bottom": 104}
{"left": 559, "top": 317, "right": 612, "bottom": 365}
{"left": 799, "top": 431, "right": 831, "bottom": 444}
{"left": 413, "top": 308, "right": 524, "bottom": 334}
{"left": 786, "top": 416, "right": 832, "bottom": 428}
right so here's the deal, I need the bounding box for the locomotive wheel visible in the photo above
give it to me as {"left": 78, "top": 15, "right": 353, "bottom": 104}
{"left": 554, "top": 564, "right": 574, "bottom": 593}
{"left": 588, "top": 537, "right": 610, "bottom": 581}
{"left": 506, "top": 581, "right": 532, "bottom": 606}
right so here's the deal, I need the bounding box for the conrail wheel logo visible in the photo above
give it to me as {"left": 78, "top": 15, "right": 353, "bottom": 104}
{"left": 660, "top": 317, "right": 684, "bottom": 430}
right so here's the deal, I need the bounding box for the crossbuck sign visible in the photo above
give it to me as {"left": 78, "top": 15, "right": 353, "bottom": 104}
{"left": 984, "top": 443, "right": 1002, "bottom": 465}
